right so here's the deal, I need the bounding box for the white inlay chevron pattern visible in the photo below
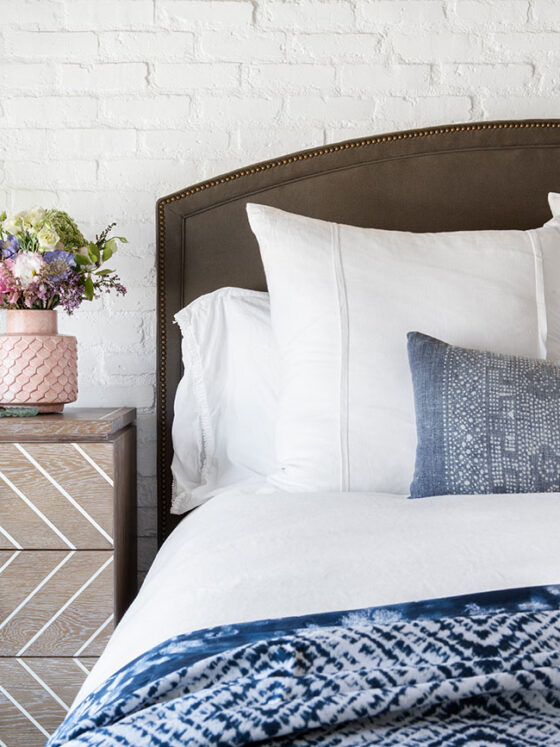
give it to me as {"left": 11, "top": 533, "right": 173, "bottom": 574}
{"left": 0, "top": 442, "right": 115, "bottom": 552}
{"left": 0, "top": 684, "right": 50, "bottom": 739}
{"left": 0, "top": 552, "right": 75, "bottom": 635}
{"left": 0, "top": 412, "right": 138, "bottom": 746}
{"left": 14, "top": 443, "right": 114, "bottom": 547}
{"left": 74, "top": 613, "right": 114, "bottom": 657}
{"left": 72, "top": 443, "right": 114, "bottom": 486}
{"left": 0, "top": 656, "right": 98, "bottom": 744}
{"left": 0, "top": 411, "right": 133, "bottom": 746}
{"left": 0, "top": 468, "right": 75, "bottom": 550}
{"left": 17, "top": 659, "right": 69, "bottom": 712}
{"left": 0, "top": 550, "right": 20, "bottom": 576}
{"left": 0, "top": 549, "right": 114, "bottom": 660}
{"left": 0, "top": 524, "right": 22, "bottom": 550}
{"left": 73, "top": 659, "right": 92, "bottom": 677}
{"left": 17, "top": 554, "right": 113, "bottom": 656}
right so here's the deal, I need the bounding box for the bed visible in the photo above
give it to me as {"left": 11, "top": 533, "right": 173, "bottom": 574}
{"left": 49, "top": 120, "right": 560, "bottom": 745}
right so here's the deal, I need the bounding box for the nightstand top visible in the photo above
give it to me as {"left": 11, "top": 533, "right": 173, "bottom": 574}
{"left": 0, "top": 407, "right": 136, "bottom": 441}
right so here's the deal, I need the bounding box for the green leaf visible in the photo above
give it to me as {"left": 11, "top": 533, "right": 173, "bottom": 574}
{"left": 74, "top": 253, "right": 90, "bottom": 266}
{"left": 95, "top": 269, "right": 114, "bottom": 276}
{"left": 103, "top": 238, "right": 117, "bottom": 261}
{"left": 87, "top": 242, "right": 100, "bottom": 263}
{"left": 84, "top": 277, "right": 94, "bottom": 301}
{"left": 115, "top": 236, "right": 128, "bottom": 243}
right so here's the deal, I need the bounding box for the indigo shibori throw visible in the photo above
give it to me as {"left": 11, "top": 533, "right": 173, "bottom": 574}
{"left": 408, "top": 331, "right": 560, "bottom": 498}
{"left": 48, "top": 585, "right": 560, "bottom": 746}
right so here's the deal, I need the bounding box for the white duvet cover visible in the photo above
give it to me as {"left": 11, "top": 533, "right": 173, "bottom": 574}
{"left": 76, "top": 485, "right": 560, "bottom": 704}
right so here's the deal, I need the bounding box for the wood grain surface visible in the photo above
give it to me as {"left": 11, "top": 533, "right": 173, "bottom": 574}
{"left": 0, "top": 407, "right": 135, "bottom": 441}
{"left": 0, "top": 550, "right": 113, "bottom": 656}
{"left": 0, "top": 442, "right": 114, "bottom": 550}
{"left": 0, "top": 656, "right": 97, "bottom": 746}
{"left": 0, "top": 410, "right": 137, "bottom": 745}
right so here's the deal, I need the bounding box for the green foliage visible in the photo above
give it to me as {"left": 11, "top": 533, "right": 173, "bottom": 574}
{"left": 84, "top": 276, "right": 94, "bottom": 301}
{"left": 45, "top": 209, "right": 87, "bottom": 251}
{"left": 87, "top": 241, "right": 100, "bottom": 264}
{"left": 17, "top": 231, "right": 39, "bottom": 253}
{"left": 103, "top": 238, "right": 117, "bottom": 261}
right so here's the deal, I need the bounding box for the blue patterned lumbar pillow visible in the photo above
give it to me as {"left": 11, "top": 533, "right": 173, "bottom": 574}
{"left": 407, "top": 331, "right": 560, "bottom": 498}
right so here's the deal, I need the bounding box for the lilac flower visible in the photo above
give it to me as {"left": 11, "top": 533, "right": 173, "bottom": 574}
{"left": 43, "top": 249, "right": 77, "bottom": 281}
{"left": 0, "top": 234, "right": 20, "bottom": 259}
{"left": 22, "top": 280, "right": 49, "bottom": 309}
{"left": 57, "top": 273, "right": 85, "bottom": 314}
{"left": 96, "top": 274, "right": 127, "bottom": 297}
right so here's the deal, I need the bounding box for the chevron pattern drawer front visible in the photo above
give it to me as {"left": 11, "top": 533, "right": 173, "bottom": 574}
{"left": 0, "top": 550, "right": 114, "bottom": 656}
{"left": 0, "top": 442, "right": 114, "bottom": 551}
{"left": 0, "top": 408, "right": 136, "bottom": 747}
{"left": 0, "top": 657, "right": 97, "bottom": 745}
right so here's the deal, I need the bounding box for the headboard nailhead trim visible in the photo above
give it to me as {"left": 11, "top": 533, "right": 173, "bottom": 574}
{"left": 156, "top": 120, "right": 560, "bottom": 543}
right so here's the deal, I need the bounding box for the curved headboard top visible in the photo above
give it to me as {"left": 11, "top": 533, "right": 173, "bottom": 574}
{"left": 157, "top": 119, "right": 560, "bottom": 543}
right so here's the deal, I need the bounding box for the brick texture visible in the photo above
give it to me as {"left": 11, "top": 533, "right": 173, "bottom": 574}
{"left": 0, "top": 0, "right": 556, "bottom": 579}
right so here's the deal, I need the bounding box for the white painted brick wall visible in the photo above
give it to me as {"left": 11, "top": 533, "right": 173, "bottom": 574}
{"left": 0, "top": 0, "right": 558, "bottom": 580}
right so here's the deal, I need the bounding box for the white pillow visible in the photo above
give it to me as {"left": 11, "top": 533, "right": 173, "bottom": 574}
{"left": 543, "top": 192, "right": 560, "bottom": 362}
{"left": 171, "top": 287, "right": 278, "bottom": 513}
{"left": 247, "top": 203, "right": 553, "bottom": 495}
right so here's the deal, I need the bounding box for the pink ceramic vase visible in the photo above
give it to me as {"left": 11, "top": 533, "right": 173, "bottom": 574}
{"left": 0, "top": 310, "right": 78, "bottom": 413}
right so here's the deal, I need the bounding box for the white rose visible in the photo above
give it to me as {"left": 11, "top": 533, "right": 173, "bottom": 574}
{"left": 19, "top": 215, "right": 33, "bottom": 232}
{"left": 12, "top": 252, "right": 45, "bottom": 288}
{"left": 13, "top": 209, "right": 35, "bottom": 232}
{"left": 36, "top": 224, "right": 60, "bottom": 251}
{"left": 25, "top": 207, "right": 47, "bottom": 229}
{"left": 3, "top": 214, "right": 21, "bottom": 235}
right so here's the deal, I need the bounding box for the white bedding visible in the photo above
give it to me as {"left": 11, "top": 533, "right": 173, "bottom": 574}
{"left": 77, "top": 484, "right": 560, "bottom": 704}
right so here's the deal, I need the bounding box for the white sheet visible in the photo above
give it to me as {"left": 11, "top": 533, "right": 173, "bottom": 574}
{"left": 77, "top": 485, "right": 560, "bottom": 704}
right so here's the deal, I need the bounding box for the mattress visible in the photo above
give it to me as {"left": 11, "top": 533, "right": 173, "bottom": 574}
{"left": 76, "top": 484, "right": 560, "bottom": 704}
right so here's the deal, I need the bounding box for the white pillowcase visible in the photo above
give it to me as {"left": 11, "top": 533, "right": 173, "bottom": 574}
{"left": 543, "top": 192, "right": 560, "bottom": 362}
{"left": 247, "top": 203, "right": 553, "bottom": 495}
{"left": 171, "top": 287, "right": 278, "bottom": 513}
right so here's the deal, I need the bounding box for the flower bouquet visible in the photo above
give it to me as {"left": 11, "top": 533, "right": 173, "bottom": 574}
{"left": 0, "top": 208, "right": 128, "bottom": 413}
{"left": 0, "top": 207, "right": 126, "bottom": 312}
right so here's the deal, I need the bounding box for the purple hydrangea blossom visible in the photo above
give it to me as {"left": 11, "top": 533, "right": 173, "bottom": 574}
{"left": 0, "top": 234, "right": 20, "bottom": 260}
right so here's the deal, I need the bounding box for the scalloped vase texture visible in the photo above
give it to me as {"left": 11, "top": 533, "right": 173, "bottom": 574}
{"left": 0, "top": 310, "right": 77, "bottom": 413}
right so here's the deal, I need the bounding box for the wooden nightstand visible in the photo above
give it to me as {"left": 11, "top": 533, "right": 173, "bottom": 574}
{"left": 0, "top": 407, "right": 136, "bottom": 746}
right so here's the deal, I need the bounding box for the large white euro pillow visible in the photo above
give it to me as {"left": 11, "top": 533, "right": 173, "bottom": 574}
{"left": 247, "top": 203, "right": 553, "bottom": 494}
{"left": 171, "top": 287, "right": 278, "bottom": 513}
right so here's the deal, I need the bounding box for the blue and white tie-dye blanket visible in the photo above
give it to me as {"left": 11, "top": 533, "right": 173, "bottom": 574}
{"left": 49, "top": 585, "right": 560, "bottom": 746}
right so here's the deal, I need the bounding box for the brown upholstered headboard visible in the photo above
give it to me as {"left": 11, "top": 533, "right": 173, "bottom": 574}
{"left": 156, "top": 119, "right": 560, "bottom": 545}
